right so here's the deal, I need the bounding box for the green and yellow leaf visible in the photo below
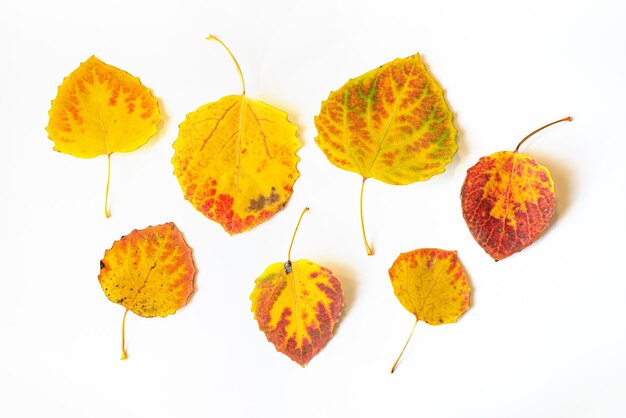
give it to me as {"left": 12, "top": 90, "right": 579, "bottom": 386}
{"left": 314, "top": 54, "right": 457, "bottom": 254}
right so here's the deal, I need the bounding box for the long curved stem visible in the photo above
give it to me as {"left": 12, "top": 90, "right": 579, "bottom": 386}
{"left": 104, "top": 154, "right": 111, "bottom": 218}
{"left": 207, "top": 35, "right": 246, "bottom": 95}
{"left": 360, "top": 177, "right": 373, "bottom": 256}
{"left": 121, "top": 308, "right": 129, "bottom": 360}
{"left": 514, "top": 116, "right": 573, "bottom": 153}
{"left": 288, "top": 208, "right": 309, "bottom": 261}
{"left": 390, "top": 318, "right": 418, "bottom": 373}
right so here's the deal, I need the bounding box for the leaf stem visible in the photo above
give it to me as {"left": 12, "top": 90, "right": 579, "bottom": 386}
{"left": 121, "top": 308, "right": 129, "bottom": 360}
{"left": 104, "top": 154, "right": 111, "bottom": 218}
{"left": 391, "top": 318, "right": 418, "bottom": 373}
{"left": 514, "top": 116, "right": 573, "bottom": 153}
{"left": 288, "top": 207, "right": 309, "bottom": 261}
{"left": 207, "top": 35, "right": 246, "bottom": 95}
{"left": 360, "top": 177, "right": 373, "bottom": 256}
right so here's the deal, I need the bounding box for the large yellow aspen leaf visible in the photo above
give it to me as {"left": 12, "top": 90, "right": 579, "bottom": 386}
{"left": 98, "top": 223, "right": 195, "bottom": 359}
{"left": 388, "top": 248, "right": 470, "bottom": 373}
{"left": 46, "top": 56, "right": 161, "bottom": 217}
{"left": 250, "top": 208, "right": 343, "bottom": 366}
{"left": 172, "top": 36, "right": 300, "bottom": 235}
{"left": 461, "top": 117, "right": 572, "bottom": 261}
{"left": 314, "top": 54, "right": 457, "bottom": 255}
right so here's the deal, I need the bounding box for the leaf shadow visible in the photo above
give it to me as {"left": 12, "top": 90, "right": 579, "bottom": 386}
{"left": 528, "top": 151, "right": 575, "bottom": 226}
{"left": 317, "top": 258, "right": 358, "bottom": 337}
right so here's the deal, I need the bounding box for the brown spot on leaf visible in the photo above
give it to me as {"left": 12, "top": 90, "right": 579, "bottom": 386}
{"left": 248, "top": 187, "right": 280, "bottom": 212}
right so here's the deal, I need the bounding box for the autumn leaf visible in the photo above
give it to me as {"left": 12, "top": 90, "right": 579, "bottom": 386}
{"left": 388, "top": 248, "right": 470, "bottom": 373}
{"left": 98, "top": 223, "right": 195, "bottom": 359}
{"left": 250, "top": 208, "right": 343, "bottom": 366}
{"left": 172, "top": 36, "right": 300, "bottom": 235}
{"left": 314, "top": 54, "right": 457, "bottom": 255}
{"left": 461, "top": 117, "right": 572, "bottom": 261}
{"left": 46, "top": 56, "right": 161, "bottom": 217}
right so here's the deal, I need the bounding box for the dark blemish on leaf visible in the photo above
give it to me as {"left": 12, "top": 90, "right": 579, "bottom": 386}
{"left": 284, "top": 260, "right": 292, "bottom": 274}
{"left": 100, "top": 261, "right": 105, "bottom": 269}
{"left": 248, "top": 187, "right": 280, "bottom": 212}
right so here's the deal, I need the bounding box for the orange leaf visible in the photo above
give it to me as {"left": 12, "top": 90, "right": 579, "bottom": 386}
{"left": 250, "top": 208, "right": 343, "bottom": 366}
{"left": 461, "top": 117, "right": 572, "bottom": 260}
{"left": 172, "top": 37, "right": 300, "bottom": 234}
{"left": 46, "top": 56, "right": 161, "bottom": 217}
{"left": 388, "top": 248, "right": 470, "bottom": 373}
{"left": 98, "top": 223, "right": 195, "bottom": 359}
{"left": 314, "top": 54, "right": 457, "bottom": 255}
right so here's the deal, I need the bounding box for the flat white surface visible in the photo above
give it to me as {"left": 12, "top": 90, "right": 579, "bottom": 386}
{"left": 1, "top": 0, "right": 625, "bottom": 417}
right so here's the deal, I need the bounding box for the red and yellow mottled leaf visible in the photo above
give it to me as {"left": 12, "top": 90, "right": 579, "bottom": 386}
{"left": 46, "top": 55, "right": 161, "bottom": 217}
{"left": 388, "top": 248, "right": 470, "bottom": 373}
{"left": 98, "top": 222, "right": 195, "bottom": 359}
{"left": 314, "top": 54, "right": 457, "bottom": 255}
{"left": 251, "top": 260, "right": 343, "bottom": 366}
{"left": 461, "top": 117, "right": 572, "bottom": 261}
{"left": 250, "top": 208, "right": 343, "bottom": 366}
{"left": 172, "top": 36, "right": 300, "bottom": 235}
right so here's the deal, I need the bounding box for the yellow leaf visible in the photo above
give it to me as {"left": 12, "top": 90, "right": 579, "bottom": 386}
{"left": 250, "top": 208, "right": 343, "bottom": 366}
{"left": 98, "top": 223, "right": 195, "bottom": 359}
{"left": 314, "top": 54, "right": 457, "bottom": 255}
{"left": 46, "top": 56, "right": 161, "bottom": 217}
{"left": 172, "top": 37, "right": 300, "bottom": 235}
{"left": 388, "top": 248, "right": 470, "bottom": 372}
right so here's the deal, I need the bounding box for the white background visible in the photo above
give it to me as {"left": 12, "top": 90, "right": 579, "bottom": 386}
{"left": 1, "top": 0, "right": 625, "bottom": 417}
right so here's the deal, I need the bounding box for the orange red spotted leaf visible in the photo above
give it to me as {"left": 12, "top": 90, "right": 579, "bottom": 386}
{"left": 250, "top": 208, "right": 343, "bottom": 366}
{"left": 388, "top": 248, "right": 470, "bottom": 373}
{"left": 98, "top": 223, "right": 195, "bottom": 359}
{"left": 172, "top": 36, "right": 300, "bottom": 235}
{"left": 46, "top": 56, "right": 161, "bottom": 217}
{"left": 314, "top": 54, "right": 457, "bottom": 255}
{"left": 461, "top": 117, "right": 572, "bottom": 261}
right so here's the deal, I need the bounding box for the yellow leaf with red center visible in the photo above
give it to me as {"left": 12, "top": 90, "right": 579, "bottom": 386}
{"left": 46, "top": 55, "right": 161, "bottom": 216}
{"left": 460, "top": 117, "right": 571, "bottom": 261}
{"left": 388, "top": 248, "right": 470, "bottom": 372}
{"left": 98, "top": 223, "right": 195, "bottom": 359}
{"left": 389, "top": 248, "right": 470, "bottom": 324}
{"left": 314, "top": 54, "right": 456, "bottom": 254}
{"left": 250, "top": 260, "right": 343, "bottom": 366}
{"left": 461, "top": 152, "right": 555, "bottom": 261}
{"left": 172, "top": 37, "right": 300, "bottom": 235}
